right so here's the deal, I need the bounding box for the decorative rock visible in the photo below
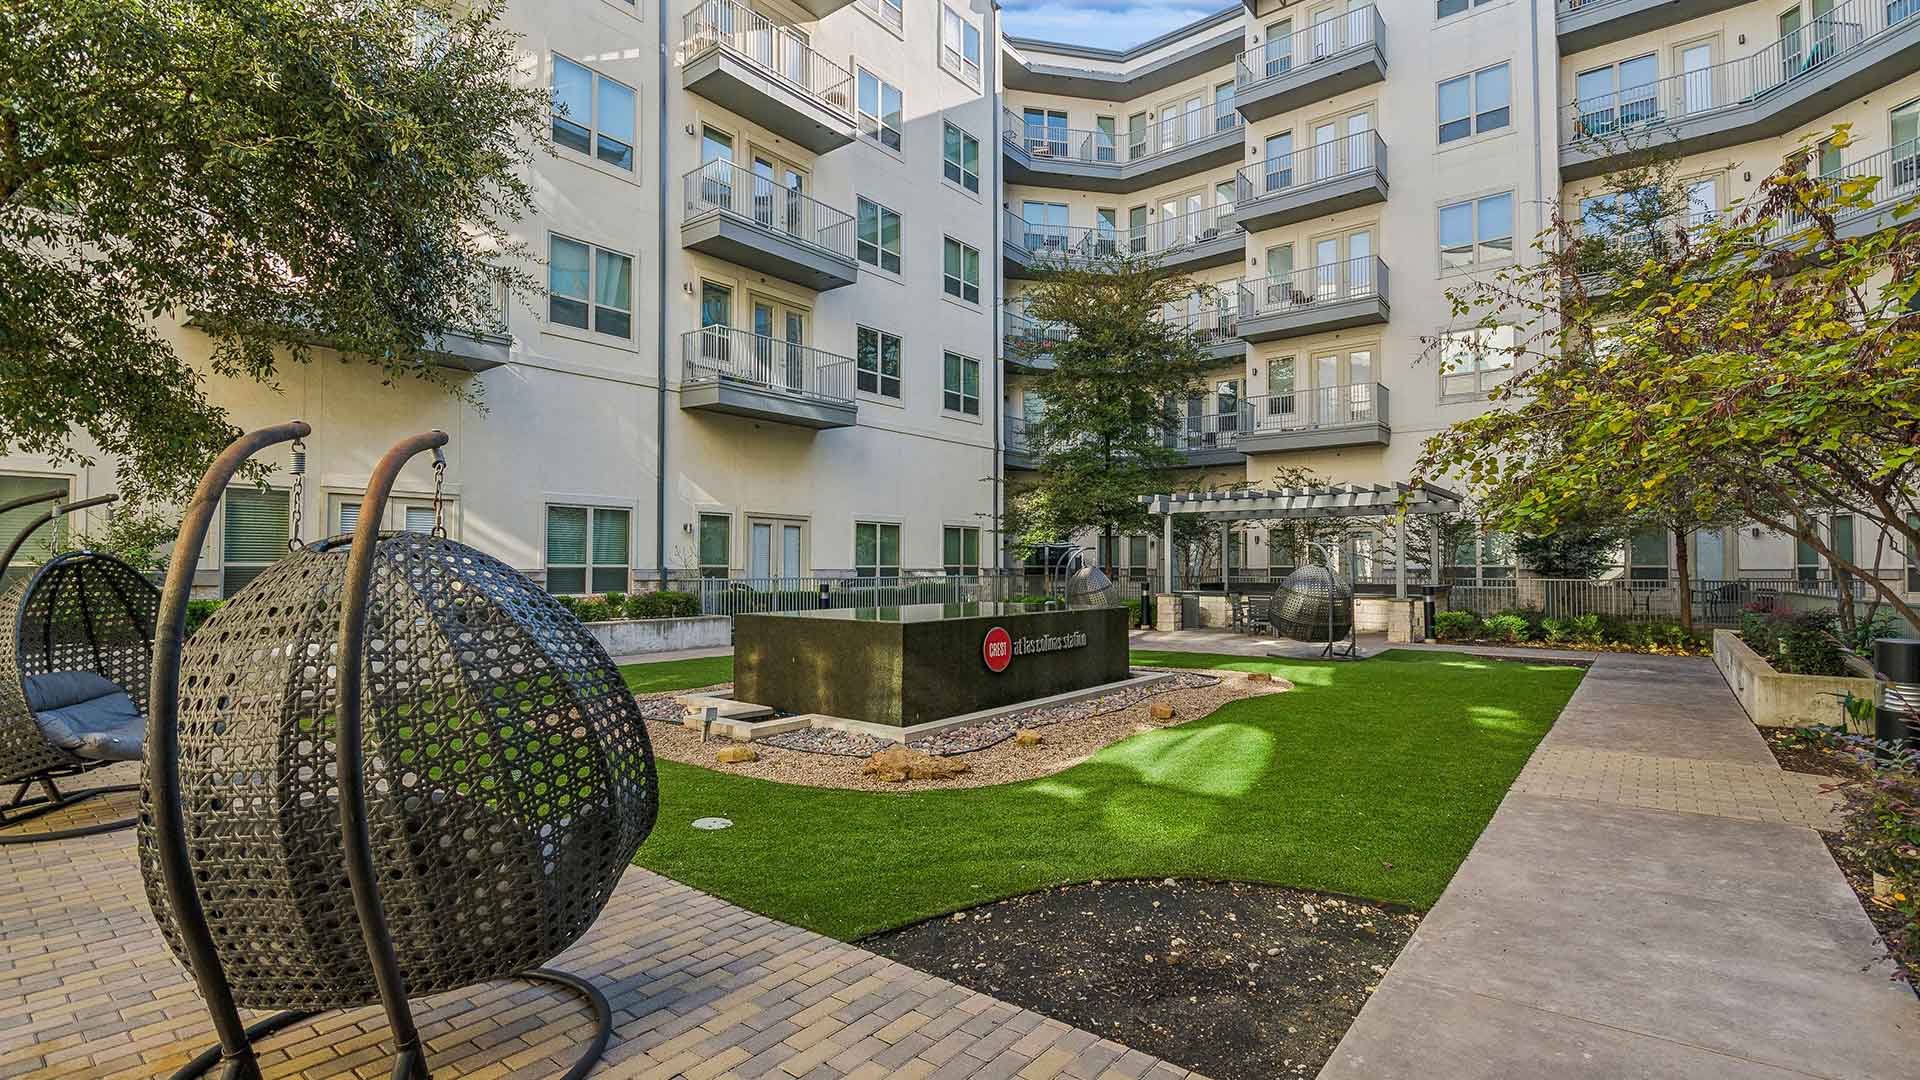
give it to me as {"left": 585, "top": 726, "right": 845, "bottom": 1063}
{"left": 1149, "top": 703, "right": 1177, "bottom": 721}
{"left": 861, "top": 746, "right": 972, "bottom": 782}
{"left": 1246, "top": 672, "right": 1273, "bottom": 683}
{"left": 714, "top": 745, "right": 759, "bottom": 764}
{"left": 1014, "top": 729, "right": 1044, "bottom": 747}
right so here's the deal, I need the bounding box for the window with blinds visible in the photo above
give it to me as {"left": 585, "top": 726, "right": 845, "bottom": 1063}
{"left": 0, "top": 474, "right": 71, "bottom": 588}
{"left": 222, "top": 487, "right": 290, "bottom": 597}
{"left": 546, "top": 505, "right": 630, "bottom": 595}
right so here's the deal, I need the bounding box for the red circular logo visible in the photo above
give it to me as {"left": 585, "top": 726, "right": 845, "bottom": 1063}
{"left": 982, "top": 626, "right": 1012, "bottom": 673}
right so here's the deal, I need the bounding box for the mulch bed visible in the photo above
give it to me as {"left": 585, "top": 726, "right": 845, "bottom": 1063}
{"left": 863, "top": 878, "right": 1419, "bottom": 1080}
{"left": 1819, "top": 826, "right": 1919, "bottom": 991}
{"left": 1760, "top": 727, "right": 1868, "bottom": 781}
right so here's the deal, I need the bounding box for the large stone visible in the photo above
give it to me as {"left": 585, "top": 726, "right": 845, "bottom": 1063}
{"left": 1246, "top": 672, "right": 1273, "bottom": 683}
{"left": 1014, "top": 729, "right": 1044, "bottom": 747}
{"left": 1149, "top": 703, "right": 1177, "bottom": 721}
{"left": 714, "top": 746, "right": 758, "bottom": 764}
{"left": 862, "top": 746, "right": 970, "bottom": 782}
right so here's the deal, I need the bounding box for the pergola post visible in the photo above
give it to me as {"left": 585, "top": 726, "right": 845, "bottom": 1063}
{"left": 1161, "top": 511, "right": 1174, "bottom": 595}
{"left": 1430, "top": 519, "right": 1445, "bottom": 590}
{"left": 1393, "top": 514, "right": 1407, "bottom": 600}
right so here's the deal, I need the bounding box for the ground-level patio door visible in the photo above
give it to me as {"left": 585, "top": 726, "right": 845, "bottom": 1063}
{"left": 747, "top": 517, "right": 807, "bottom": 582}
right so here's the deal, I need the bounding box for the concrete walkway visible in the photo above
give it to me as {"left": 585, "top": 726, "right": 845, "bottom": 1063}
{"left": 1319, "top": 654, "right": 1920, "bottom": 1079}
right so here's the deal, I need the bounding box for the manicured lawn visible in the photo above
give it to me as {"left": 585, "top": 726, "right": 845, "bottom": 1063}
{"left": 620, "top": 655, "right": 732, "bottom": 694}
{"left": 621, "top": 649, "right": 1583, "bottom": 940}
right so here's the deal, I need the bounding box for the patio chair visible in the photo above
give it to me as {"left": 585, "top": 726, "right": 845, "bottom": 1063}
{"left": 0, "top": 489, "right": 156, "bottom": 844}
{"left": 141, "top": 425, "right": 656, "bottom": 1080}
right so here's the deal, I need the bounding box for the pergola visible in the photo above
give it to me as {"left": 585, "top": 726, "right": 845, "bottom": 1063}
{"left": 1139, "top": 482, "right": 1466, "bottom": 599}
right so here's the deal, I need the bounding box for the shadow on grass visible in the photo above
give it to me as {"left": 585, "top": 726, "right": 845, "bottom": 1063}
{"left": 631, "top": 649, "right": 1585, "bottom": 939}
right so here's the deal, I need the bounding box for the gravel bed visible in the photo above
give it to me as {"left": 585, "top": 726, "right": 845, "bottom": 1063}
{"left": 637, "top": 670, "right": 1290, "bottom": 791}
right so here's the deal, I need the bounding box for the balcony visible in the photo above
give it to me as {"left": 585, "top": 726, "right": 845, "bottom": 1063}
{"left": 1233, "top": 132, "right": 1388, "bottom": 233}
{"left": 1239, "top": 384, "right": 1391, "bottom": 454}
{"left": 1165, "top": 410, "right": 1250, "bottom": 467}
{"left": 680, "top": 326, "right": 857, "bottom": 429}
{"left": 1001, "top": 106, "right": 1243, "bottom": 193}
{"left": 1005, "top": 415, "right": 1037, "bottom": 470}
{"left": 1234, "top": 6, "right": 1386, "bottom": 123}
{"left": 1002, "top": 207, "right": 1242, "bottom": 278}
{"left": 1003, "top": 310, "right": 1070, "bottom": 371}
{"left": 1237, "top": 257, "right": 1390, "bottom": 342}
{"left": 1560, "top": 0, "right": 1920, "bottom": 181}
{"left": 1556, "top": 0, "right": 1755, "bottom": 54}
{"left": 1163, "top": 304, "right": 1246, "bottom": 363}
{"left": 681, "top": 0, "right": 856, "bottom": 154}
{"left": 682, "top": 160, "right": 859, "bottom": 291}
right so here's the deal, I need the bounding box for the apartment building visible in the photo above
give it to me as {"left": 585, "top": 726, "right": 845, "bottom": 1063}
{"left": 999, "top": 0, "right": 1920, "bottom": 587}
{"left": 0, "top": 0, "right": 1006, "bottom": 594}
{"left": 3, "top": 0, "right": 1915, "bottom": 595}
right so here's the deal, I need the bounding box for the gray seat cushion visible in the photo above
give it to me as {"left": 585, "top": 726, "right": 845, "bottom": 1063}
{"left": 23, "top": 671, "right": 145, "bottom": 762}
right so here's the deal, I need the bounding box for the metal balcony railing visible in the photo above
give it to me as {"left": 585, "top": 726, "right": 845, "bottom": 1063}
{"left": 1005, "top": 414, "right": 1032, "bottom": 452}
{"left": 1001, "top": 103, "right": 1242, "bottom": 168}
{"left": 1556, "top": 0, "right": 1634, "bottom": 14}
{"left": 684, "top": 159, "right": 855, "bottom": 259}
{"left": 1562, "top": 0, "right": 1919, "bottom": 145}
{"left": 1141, "top": 202, "right": 1240, "bottom": 253}
{"left": 682, "top": 0, "right": 856, "bottom": 117}
{"left": 1235, "top": 5, "right": 1384, "bottom": 89}
{"left": 1006, "top": 205, "right": 1239, "bottom": 266}
{"left": 1762, "top": 140, "right": 1920, "bottom": 244}
{"left": 1004, "top": 309, "right": 1072, "bottom": 351}
{"left": 1162, "top": 302, "right": 1241, "bottom": 347}
{"left": 1166, "top": 408, "right": 1250, "bottom": 453}
{"left": 682, "top": 326, "right": 856, "bottom": 406}
{"left": 1239, "top": 256, "right": 1388, "bottom": 317}
{"left": 1236, "top": 131, "right": 1387, "bottom": 203}
{"left": 1245, "top": 382, "right": 1389, "bottom": 434}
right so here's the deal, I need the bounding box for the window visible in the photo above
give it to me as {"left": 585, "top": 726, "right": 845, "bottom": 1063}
{"left": 1438, "top": 192, "right": 1514, "bottom": 269}
{"left": 943, "top": 238, "right": 980, "bottom": 302}
{"left": 551, "top": 55, "right": 636, "bottom": 171}
{"left": 1447, "top": 528, "right": 1515, "bottom": 583}
{"left": 1575, "top": 54, "right": 1657, "bottom": 137}
{"left": 855, "top": 522, "right": 901, "bottom": 577}
{"left": 856, "top": 325, "right": 901, "bottom": 398}
{"left": 698, "top": 513, "right": 731, "bottom": 578}
{"left": 1797, "top": 515, "right": 1854, "bottom": 586}
{"left": 1128, "top": 206, "right": 1148, "bottom": 253}
{"left": 222, "top": 486, "right": 290, "bottom": 597}
{"left": 548, "top": 235, "right": 633, "bottom": 338}
{"left": 0, "top": 474, "right": 69, "bottom": 577}
{"left": 1439, "top": 325, "right": 1517, "bottom": 398}
{"left": 856, "top": 197, "right": 901, "bottom": 272}
{"left": 1437, "top": 0, "right": 1495, "bottom": 16}
{"left": 857, "top": 68, "right": 903, "bottom": 150}
{"left": 1438, "top": 62, "right": 1510, "bottom": 143}
{"left": 860, "top": 0, "right": 904, "bottom": 33}
{"left": 546, "top": 505, "right": 630, "bottom": 595}
{"left": 943, "top": 351, "right": 980, "bottom": 415}
{"left": 1127, "top": 113, "right": 1148, "bottom": 160}
{"left": 1024, "top": 108, "right": 1069, "bottom": 158}
{"left": 1094, "top": 116, "right": 1118, "bottom": 162}
{"left": 943, "top": 122, "right": 980, "bottom": 192}
{"left": 940, "top": 6, "right": 982, "bottom": 86}
{"left": 943, "top": 526, "right": 980, "bottom": 575}
{"left": 1628, "top": 529, "right": 1669, "bottom": 582}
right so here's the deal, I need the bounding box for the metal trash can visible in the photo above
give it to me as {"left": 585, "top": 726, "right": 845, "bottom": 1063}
{"left": 1872, "top": 637, "right": 1920, "bottom": 745}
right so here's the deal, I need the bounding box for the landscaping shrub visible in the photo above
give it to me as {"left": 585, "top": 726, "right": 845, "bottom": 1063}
{"left": 571, "top": 596, "right": 615, "bottom": 622}
{"left": 1540, "top": 617, "right": 1571, "bottom": 643}
{"left": 1481, "top": 613, "right": 1531, "bottom": 643}
{"left": 1846, "top": 609, "right": 1907, "bottom": 658}
{"left": 1741, "top": 606, "right": 1781, "bottom": 658}
{"left": 184, "top": 599, "right": 222, "bottom": 638}
{"left": 1835, "top": 737, "right": 1920, "bottom": 983}
{"left": 1432, "top": 610, "right": 1479, "bottom": 641}
{"left": 1776, "top": 610, "right": 1848, "bottom": 675}
{"left": 1492, "top": 606, "right": 1548, "bottom": 641}
{"left": 624, "top": 590, "right": 701, "bottom": 619}
{"left": 1565, "top": 613, "right": 1604, "bottom": 646}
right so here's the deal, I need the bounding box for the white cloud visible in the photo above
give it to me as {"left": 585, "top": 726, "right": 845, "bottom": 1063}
{"left": 1000, "top": 2, "right": 1224, "bottom": 50}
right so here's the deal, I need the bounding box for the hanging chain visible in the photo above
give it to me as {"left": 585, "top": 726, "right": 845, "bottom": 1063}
{"left": 288, "top": 436, "right": 307, "bottom": 550}
{"left": 431, "top": 455, "right": 448, "bottom": 538}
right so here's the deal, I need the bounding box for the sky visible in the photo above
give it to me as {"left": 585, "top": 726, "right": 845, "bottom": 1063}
{"left": 998, "top": 1, "right": 1227, "bottom": 50}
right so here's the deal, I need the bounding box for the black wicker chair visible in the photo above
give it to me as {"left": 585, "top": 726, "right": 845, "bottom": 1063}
{"left": 0, "top": 490, "right": 156, "bottom": 843}
{"left": 140, "top": 425, "right": 658, "bottom": 1080}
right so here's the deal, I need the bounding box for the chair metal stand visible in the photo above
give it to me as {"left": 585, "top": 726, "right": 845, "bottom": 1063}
{"left": 169, "top": 968, "right": 613, "bottom": 1080}
{"left": 0, "top": 771, "right": 137, "bottom": 844}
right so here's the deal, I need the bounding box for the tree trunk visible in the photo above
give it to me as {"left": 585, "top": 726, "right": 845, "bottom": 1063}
{"left": 1102, "top": 522, "right": 1116, "bottom": 580}
{"left": 1672, "top": 526, "right": 1694, "bottom": 634}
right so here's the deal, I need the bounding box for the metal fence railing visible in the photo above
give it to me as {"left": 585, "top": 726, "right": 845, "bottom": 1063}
{"left": 1441, "top": 575, "right": 1906, "bottom": 627}
{"left": 1763, "top": 140, "right": 1920, "bottom": 244}
{"left": 681, "top": 571, "right": 1145, "bottom": 617}
{"left": 682, "top": 0, "right": 855, "bottom": 116}
{"left": 1235, "top": 5, "right": 1383, "bottom": 90}
{"left": 683, "top": 158, "right": 856, "bottom": 259}
{"left": 681, "top": 326, "right": 857, "bottom": 406}
{"left": 1001, "top": 102, "right": 1241, "bottom": 168}
{"left": 1236, "top": 131, "right": 1387, "bottom": 205}
{"left": 1003, "top": 205, "right": 1239, "bottom": 268}
{"left": 1562, "top": 0, "right": 1919, "bottom": 146}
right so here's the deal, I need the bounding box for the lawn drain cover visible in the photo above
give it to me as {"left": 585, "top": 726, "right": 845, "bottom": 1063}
{"left": 691, "top": 817, "right": 734, "bottom": 830}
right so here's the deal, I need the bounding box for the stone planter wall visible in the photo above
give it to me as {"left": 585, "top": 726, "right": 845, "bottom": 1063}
{"left": 585, "top": 615, "right": 731, "bottom": 656}
{"left": 1712, "top": 628, "right": 1872, "bottom": 728}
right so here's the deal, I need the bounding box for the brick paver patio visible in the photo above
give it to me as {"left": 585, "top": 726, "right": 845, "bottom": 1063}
{"left": 1512, "top": 745, "right": 1843, "bottom": 828}
{"left": 2, "top": 764, "right": 1206, "bottom": 1080}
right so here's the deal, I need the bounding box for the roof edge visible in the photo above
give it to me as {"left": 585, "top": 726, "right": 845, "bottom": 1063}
{"left": 1002, "top": 5, "right": 1242, "bottom": 62}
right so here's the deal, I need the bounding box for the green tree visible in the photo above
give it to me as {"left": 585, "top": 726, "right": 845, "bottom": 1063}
{"left": 0, "top": 0, "right": 543, "bottom": 503}
{"left": 1512, "top": 525, "right": 1624, "bottom": 579}
{"left": 1416, "top": 128, "right": 1920, "bottom": 627}
{"left": 1005, "top": 253, "right": 1216, "bottom": 577}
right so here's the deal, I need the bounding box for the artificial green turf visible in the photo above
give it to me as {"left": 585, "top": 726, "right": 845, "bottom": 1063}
{"left": 625, "top": 649, "right": 1583, "bottom": 940}
{"left": 620, "top": 655, "right": 733, "bottom": 694}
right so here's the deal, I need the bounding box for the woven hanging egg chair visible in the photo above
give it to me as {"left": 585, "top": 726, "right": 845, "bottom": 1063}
{"left": 1269, "top": 543, "right": 1355, "bottom": 655}
{"left": 142, "top": 426, "right": 656, "bottom": 1080}
{"left": 0, "top": 490, "right": 155, "bottom": 842}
